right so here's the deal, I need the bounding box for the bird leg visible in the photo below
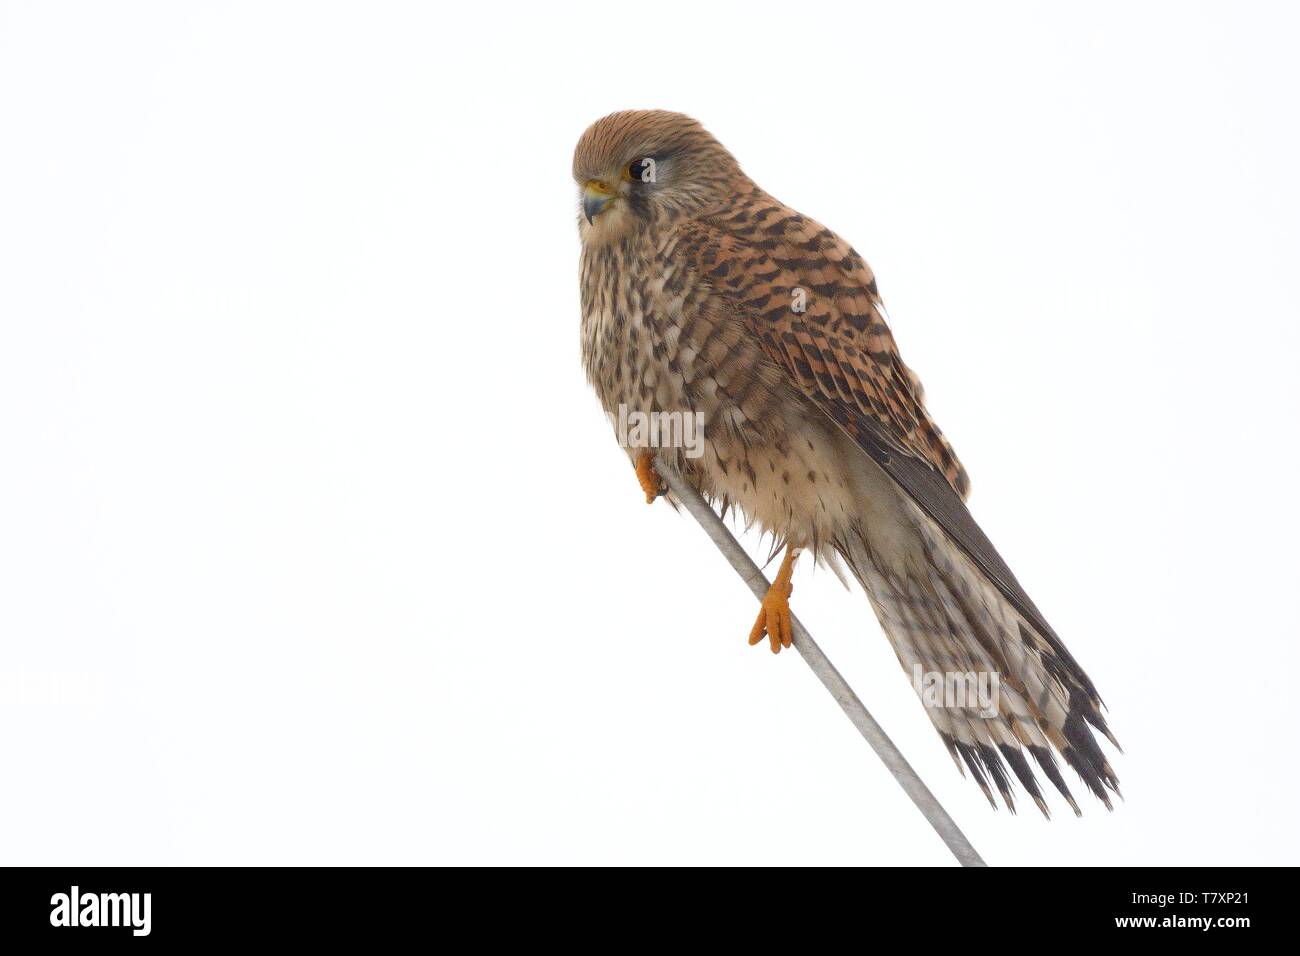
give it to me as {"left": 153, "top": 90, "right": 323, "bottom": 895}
{"left": 748, "top": 547, "right": 799, "bottom": 654}
{"left": 634, "top": 450, "right": 662, "bottom": 504}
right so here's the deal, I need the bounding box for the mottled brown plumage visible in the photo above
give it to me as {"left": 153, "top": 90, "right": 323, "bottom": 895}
{"left": 575, "top": 110, "right": 1120, "bottom": 817}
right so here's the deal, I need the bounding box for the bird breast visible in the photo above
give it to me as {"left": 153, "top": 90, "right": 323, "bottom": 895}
{"left": 579, "top": 228, "right": 862, "bottom": 552}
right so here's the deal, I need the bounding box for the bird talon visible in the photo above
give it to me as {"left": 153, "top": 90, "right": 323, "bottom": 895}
{"left": 635, "top": 452, "right": 661, "bottom": 504}
{"left": 747, "top": 548, "right": 798, "bottom": 654}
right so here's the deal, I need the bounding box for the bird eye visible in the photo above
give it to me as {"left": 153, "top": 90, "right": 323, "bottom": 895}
{"left": 624, "top": 157, "right": 657, "bottom": 184}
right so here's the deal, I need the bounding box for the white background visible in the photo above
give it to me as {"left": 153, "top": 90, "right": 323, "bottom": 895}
{"left": 2, "top": 1, "right": 1297, "bottom": 866}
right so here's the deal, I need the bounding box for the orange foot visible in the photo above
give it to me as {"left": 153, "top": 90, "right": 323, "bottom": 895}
{"left": 748, "top": 547, "right": 799, "bottom": 654}
{"left": 634, "top": 451, "right": 662, "bottom": 504}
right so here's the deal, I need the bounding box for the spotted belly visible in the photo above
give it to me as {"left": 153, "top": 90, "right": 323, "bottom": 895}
{"left": 683, "top": 401, "right": 862, "bottom": 554}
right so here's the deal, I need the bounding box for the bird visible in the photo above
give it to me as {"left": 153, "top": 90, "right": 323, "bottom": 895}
{"left": 574, "top": 110, "right": 1120, "bottom": 817}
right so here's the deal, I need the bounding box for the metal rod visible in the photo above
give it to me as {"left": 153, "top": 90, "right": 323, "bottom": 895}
{"left": 656, "top": 462, "right": 988, "bottom": 868}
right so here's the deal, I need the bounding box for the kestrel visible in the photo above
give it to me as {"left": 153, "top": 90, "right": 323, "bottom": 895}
{"left": 574, "top": 110, "right": 1119, "bottom": 817}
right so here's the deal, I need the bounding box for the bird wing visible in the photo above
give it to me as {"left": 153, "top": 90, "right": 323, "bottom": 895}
{"left": 677, "top": 199, "right": 970, "bottom": 498}
{"left": 675, "top": 199, "right": 1093, "bottom": 691}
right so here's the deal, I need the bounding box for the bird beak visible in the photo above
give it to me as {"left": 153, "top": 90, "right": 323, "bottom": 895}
{"left": 583, "top": 180, "right": 615, "bottom": 223}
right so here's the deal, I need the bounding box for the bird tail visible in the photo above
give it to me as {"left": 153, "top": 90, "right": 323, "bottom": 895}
{"left": 835, "top": 502, "right": 1121, "bottom": 818}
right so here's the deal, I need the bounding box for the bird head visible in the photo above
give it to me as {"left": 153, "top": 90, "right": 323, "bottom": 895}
{"left": 572, "top": 110, "right": 745, "bottom": 242}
